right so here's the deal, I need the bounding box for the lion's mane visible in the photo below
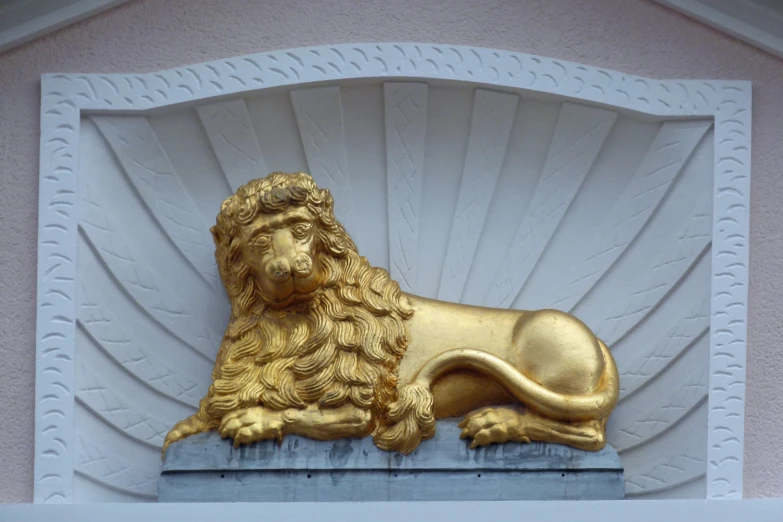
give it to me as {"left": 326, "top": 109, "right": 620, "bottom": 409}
{"left": 194, "top": 172, "right": 430, "bottom": 449}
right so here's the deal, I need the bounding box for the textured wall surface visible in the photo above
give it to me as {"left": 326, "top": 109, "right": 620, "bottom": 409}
{"left": 0, "top": 0, "right": 780, "bottom": 502}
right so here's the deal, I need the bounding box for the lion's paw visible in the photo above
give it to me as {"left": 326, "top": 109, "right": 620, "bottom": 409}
{"left": 458, "top": 407, "right": 529, "bottom": 449}
{"left": 162, "top": 414, "right": 208, "bottom": 456}
{"left": 219, "top": 407, "right": 285, "bottom": 448}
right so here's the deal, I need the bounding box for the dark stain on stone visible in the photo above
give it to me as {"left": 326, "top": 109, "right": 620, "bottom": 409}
{"left": 329, "top": 469, "right": 347, "bottom": 486}
{"left": 392, "top": 453, "right": 403, "bottom": 468}
{"left": 329, "top": 439, "right": 354, "bottom": 467}
{"left": 253, "top": 439, "right": 275, "bottom": 463}
{"left": 484, "top": 444, "right": 498, "bottom": 462}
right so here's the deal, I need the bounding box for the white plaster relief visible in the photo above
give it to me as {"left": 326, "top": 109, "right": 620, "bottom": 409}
{"left": 610, "top": 333, "right": 709, "bottom": 451}
{"left": 35, "top": 43, "right": 751, "bottom": 503}
{"left": 438, "top": 89, "right": 519, "bottom": 302}
{"left": 77, "top": 240, "right": 214, "bottom": 403}
{"left": 483, "top": 103, "right": 617, "bottom": 309}
{"left": 75, "top": 434, "right": 158, "bottom": 499}
{"left": 197, "top": 99, "right": 268, "bottom": 192}
{"left": 577, "top": 201, "right": 712, "bottom": 345}
{"left": 459, "top": 99, "right": 561, "bottom": 307}
{"left": 77, "top": 281, "right": 207, "bottom": 407}
{"left": 538, "top": 120, "right": 712, "bottom": 312}
{"left": 622, "top": 403, "right": 708, "bottom": 496}
{"left": 572, "top": 130, "right": 715, "bottom": 346}
{"left": 384, "top": 82, "right": 428, "bottom": 292}
{"left": 413, "top": 87, "right": 475, "bottom": 300}
{"left": 78, "top": 181, "right": 223, "bottom": 359}
{"left": 90, "top": 116, "right": 220, "bottom": 292}
{"left": 615, "top": 293, "right": 710, "bottom": 400}
{"left": 290, "top": 86, "right": 354, "bottom": 228}
{"left": 75, "top": 359, "right": 175, "bottom": 448}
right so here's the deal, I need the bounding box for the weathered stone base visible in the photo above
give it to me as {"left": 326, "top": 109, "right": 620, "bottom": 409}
{"left": 159, "top": 419, "right": 624, "bottom": 502}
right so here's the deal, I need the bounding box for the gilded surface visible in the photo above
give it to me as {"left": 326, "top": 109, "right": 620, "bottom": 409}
{"left": 162, "top": 172, "right": 619, "bottom": 456}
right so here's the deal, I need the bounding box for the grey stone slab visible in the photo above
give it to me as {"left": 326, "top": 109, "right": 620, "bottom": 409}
{"left": 158, "top": 469, "right": 625, "bottom": 502}
{"left": 159, "top": 419, "right": 624, "bottom": 502}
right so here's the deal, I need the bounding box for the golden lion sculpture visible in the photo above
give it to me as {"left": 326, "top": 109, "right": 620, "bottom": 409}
{"left": 162, "top": 172, "right": 619, "bottom": 456}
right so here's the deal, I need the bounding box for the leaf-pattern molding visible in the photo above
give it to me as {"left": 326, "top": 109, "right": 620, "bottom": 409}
{"left": 36, "top": 43, "right": 750, "bottom": 504}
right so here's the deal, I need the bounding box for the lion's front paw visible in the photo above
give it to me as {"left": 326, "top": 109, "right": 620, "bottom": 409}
{"left": 219, "top": 407, "right": 285, "bottom": 448}
{"left": 458, "top": 407, "right": 529, "bottom": 449}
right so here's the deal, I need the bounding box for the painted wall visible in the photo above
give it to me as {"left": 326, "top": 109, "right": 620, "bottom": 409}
{"left": 0, "top": 0, "right": 780, "bottom": 502}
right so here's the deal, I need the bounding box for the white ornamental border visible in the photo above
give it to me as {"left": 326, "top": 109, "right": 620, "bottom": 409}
{"left": 35, "top": 43, "right": 751, "bottom": 503}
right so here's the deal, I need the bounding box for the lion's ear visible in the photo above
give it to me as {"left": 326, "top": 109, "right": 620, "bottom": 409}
{"left": 210, "top": 225, "right": 222, "bottom": 246}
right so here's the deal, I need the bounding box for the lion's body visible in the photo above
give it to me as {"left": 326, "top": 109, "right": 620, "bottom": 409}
{"left": 402, "top": 295, "right": 608, "bottom": 420}
{"left": 162, "top": 172, "right": 619, "bottom": 457}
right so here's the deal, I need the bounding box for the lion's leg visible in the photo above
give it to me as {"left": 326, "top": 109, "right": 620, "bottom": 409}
{"left": 458, "top": 406, "right": 606, "bottom": 452}
{"left": 218, "top": 407, "right": 286, "bottom": 447}
{"left": 284, "top": 404, "right": 372, "bottom": 441}
{"left": 219, "top": 404, "right": 373, "bottom": 448}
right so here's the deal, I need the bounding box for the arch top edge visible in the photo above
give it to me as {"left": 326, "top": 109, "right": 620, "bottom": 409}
{"left": 39, "top": 42, "right": 749, "bottom": 118}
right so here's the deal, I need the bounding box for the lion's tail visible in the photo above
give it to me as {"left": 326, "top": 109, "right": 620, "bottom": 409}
{"left": 419, "top": 343, "right": 618, "bottom": 421}
{"left": 373, "top": 343, "right": 618, "bottom": 454}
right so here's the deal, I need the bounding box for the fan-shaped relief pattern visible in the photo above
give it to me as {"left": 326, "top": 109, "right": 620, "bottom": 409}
{"left": 609, "top": 332, "right": 709, "bottom": 452}
{"left": 340, "top": 85, "right": 390, "bottom": 270}
{"left": 91, "top": 116, "right": 221, "bottom": 293}
{"left": 78, "top": 180, "right": 224, "bottom": 361}
{"left": 145, "top": 110, "right": 235, "bottom": 236}
{"left": 525, "top": 120, "right": 712, "bottom": 313}
{"left": 460, "top": 98, "right": 562, "bottom": 306}
{"left": 290, "top": 86, "right": 354, "bottom": 228}
{"left": 76, "top": 357, "right": 176, "bottom": 449}
{"left": 74, "top": 402, "right": 161, "bottom": 499}
{"left": 385, "top": 82, "right": 428, "bottom": 292}
{"left": 612, "top": 254, "right": 710, "bottom": 400}
{"left": 72, "top": 78, "right": 717, "bottom": 502}
{"left": 77, "top": 249, "right": 212, "bottom": 407}
{"left": 197, "top": 99, "right": 268, "bottom": 193}
{"left": 437, "top": 89, "right": 519, "bottom": 302}
{"left": 73, "top": 473, "right": 152, "bottom": 503}
{"left": 483, "top": 103, "right": 618, "bottom": 308}
{"left": 75, "top": 435, "right": 158, "bottom": 499}
{"left": 572, "top": 128, "right": 714, "bottom": 345}
{"left": 621, "top": 403, "right": 708, "bottom": 496}
{"left": 414, "top": 86, "right": 476, "bottom": 298}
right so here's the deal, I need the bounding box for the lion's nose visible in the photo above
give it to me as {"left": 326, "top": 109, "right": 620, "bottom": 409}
{"left": 291, "top": 253, "right": 313, "bottom": 278}
{"left": 265, "top": 257, "right": 292, "bottom": 283}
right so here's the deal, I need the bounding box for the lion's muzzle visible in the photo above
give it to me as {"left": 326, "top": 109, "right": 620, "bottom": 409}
{"left": 266, "top": 257, "right": 292, "bottom": 283}
{"left": 291, "top": 253, "right": 313, "bottom": 278}
{"left": 265, "top": 253, "right": 313, "bottom": 283}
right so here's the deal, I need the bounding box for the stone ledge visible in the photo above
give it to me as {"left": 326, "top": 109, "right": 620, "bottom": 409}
{"left": 159, "top": 419, "right": 624, "bottom": 502}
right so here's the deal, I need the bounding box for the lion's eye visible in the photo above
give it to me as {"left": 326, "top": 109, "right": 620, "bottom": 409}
{"left": 252, "top": 234, "right": 271, "bottom": 250}
{"left": 291, "top": 222, "right": 312, "bottom": 239}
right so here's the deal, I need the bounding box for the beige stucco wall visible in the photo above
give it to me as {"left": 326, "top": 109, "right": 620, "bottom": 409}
{"left": 0, "top": 0, "right": 781, "bottom": 502}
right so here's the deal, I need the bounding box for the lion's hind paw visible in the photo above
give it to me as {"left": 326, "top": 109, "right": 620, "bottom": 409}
{"left": 458, "top": 406, "right": 528, "bottom": 450}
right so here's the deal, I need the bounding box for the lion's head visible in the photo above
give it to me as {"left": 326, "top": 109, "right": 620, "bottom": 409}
{"left": 211, "top": 172, "right": 358, "bottom": 313}
{"left": 203, "top": 172, "right": 414, "bottom": 432}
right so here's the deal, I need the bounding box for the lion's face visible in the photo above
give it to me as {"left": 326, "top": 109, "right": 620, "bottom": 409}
{"left": 238, "top": 204, "right": 324, "bottom": 308}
